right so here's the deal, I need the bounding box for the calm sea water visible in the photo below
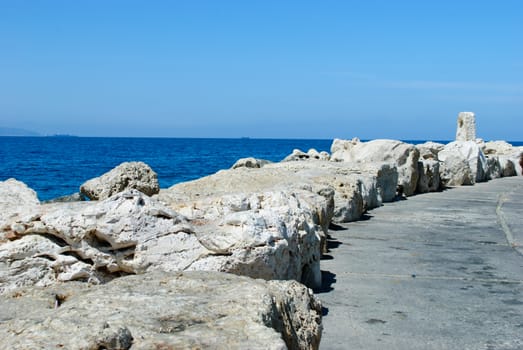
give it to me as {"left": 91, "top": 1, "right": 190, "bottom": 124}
{"left": 1, "top": 137, "right": 521, "bottom": 201}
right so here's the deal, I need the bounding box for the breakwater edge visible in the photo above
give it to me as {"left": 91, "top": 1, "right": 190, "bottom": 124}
{"left": 1, "top": 112, "right": 523, "bottom": 349}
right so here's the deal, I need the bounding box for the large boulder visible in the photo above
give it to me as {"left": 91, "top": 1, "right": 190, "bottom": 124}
{"left": 439, "top": 155, "right": 474, "bottom": 186}
{"left": 80, "top": 161, "right": 160, "bottom": 200}
{"left": 1, "top": 189, "right": 324, "bottom": 289}
{"left": 0, "top": 271, "right": 322, "bottom": 350}
{"left": 438, "top": 141, "right": 488, "bottom": 184}
{"left": 0, "top": 179, "right": 40, "bottom": 231}
{"left": 330, "top": 139, "right": 420, "bottom": 196}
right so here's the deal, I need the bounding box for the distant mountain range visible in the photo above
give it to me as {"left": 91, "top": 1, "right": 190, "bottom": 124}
{"left": 0, "top": 127, "right": 41, "bottom": 136}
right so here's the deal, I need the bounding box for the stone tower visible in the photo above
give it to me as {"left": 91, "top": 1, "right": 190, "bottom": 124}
{"left": 456, "top": 112, "right": 476, "bottom": 141}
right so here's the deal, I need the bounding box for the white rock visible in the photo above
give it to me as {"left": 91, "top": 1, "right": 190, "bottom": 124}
{"left": 416, "top": 141, "right": 445, "bottom": 160}
{"left": 0, "top": 271, "right": 323, "bottom": 350}
{"left": 439, "top": 154, "right": 474, "bottom": 186}
{"left": 80, "top": 161, "right": 160, "bottom": 200}
{"left": 438, "top": 141, "right": 488, "bottom": 184}
{"left": 232, "top": 157, "right": 271, "bottom": 169}
{"left": 498, "top": 156, "right": 517, "bottom": 177}
{"left": 456, "top": 112, "right": 476, "bottom": 141}
{"left": 483, "top": 140, "right": 517, "bottom": 155}
{"left": 330, "top": 139, "right": 420, "bottom": 196}
{"left": 0, "top": 179, "right": 40, "bottom": 231}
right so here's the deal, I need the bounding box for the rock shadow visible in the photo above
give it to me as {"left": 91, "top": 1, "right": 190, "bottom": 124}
{"left": 314, "top": 270, "right": 336, "bottom": 294}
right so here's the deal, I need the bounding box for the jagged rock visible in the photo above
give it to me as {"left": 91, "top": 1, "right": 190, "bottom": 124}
{"left": 483, "top": 140, "right": 517, "bottom": 155}
{"left": 282, "top": 149, "right": 329, "bottom": 162}
{"left": 0, "top": 179, "right": 40, "bottom": 232}
{"left": 0, "top": 271, "right": 322, "bottom": 350}
{"left": 456, "top": 112, "right": 476, "bottom": 141}
{"left": 307, "top": 149, "right": 330, "bottom": 161}
{"left": 416, "top": 160, "right": 441, "bottom": 193}
{"left": 438, "top": 141, "right": 488, "bottom": 184}
{"left": 80, "top": 161, "right": 160, "bottom": 200}
{"left": 439, "top": 155, "right": 474, "bottom": 186}
{"left": 232, "top": 157, "right": 272, "bottom": 169}
{"left": 330, "top": 138, "right": 360, "bottom": 160}
{"left": 330, "top": 139, "right": 420, "bottom": 196}
{"left": 1, "top": 189, "right": 325, "bottom": 290}
{"left": 416, "top": 141, "right": 445, "bottom": 160}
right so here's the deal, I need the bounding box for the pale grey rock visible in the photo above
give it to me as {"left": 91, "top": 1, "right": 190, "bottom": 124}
{"left": 282, "top": 149, "right": 329, "bottom": 162}
{"left": 330, "top": 139, "right": 420, "bottom": 196}
{"left": 330, "top": 138, "right": 361, "bottom": 161}
{"left": 232, "top": 157, "right": 271, "bottom": 169}
{"left": 80, "top": 161, "right": 160, "bottom": 200}
{"left": 439, "top": 155, "right": 474, "bottom": 186}
{"left": 483, "top": 140, "right": 517, "bottom": 155}
{"left": 416, "top": 141, "right": 445, "bottom": 160}
{"left": 0, "top": 179, "right": 40, "bottom": 231}
{"left": 438, "top": 141, "right": 488, "bottom": 184}
{"left": 1, "top": 189, "right": 329, "bottom": 289}
{"left": 456, "top": 111, "right": 476, "bottom": 141}
{"left": 0, "top": 271, "right": 322, "bottom": 350}
{"left": 416, "top": 160, "right": 441, "bottom": 193}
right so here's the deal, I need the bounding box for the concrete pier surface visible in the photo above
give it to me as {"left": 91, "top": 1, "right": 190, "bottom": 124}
{"left": 318, "top": 176, "right": 523, "bottom": 350}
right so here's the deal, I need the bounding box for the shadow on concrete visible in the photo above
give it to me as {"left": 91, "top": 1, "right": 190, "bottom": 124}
{"left": 314, "top": 270, "right": 336, "bottom": 294}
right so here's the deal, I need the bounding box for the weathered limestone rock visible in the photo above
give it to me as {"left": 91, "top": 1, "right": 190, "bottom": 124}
{"left": 438, "top": 141, "right": 488, "bottom": 184}
{"left": 330, "top": 138, "right": 360, "bottom": 161}
{"left": 416, "top": 141, "right": 445, "bottom": 160}
{"left": 1, "top": 189, "right": 326, "bottom": 290}
{"left": 483, "top": 140, "right": 517, "bottom": 155}
{"left": 456, "top": 112, "right": 476, "bottom": 141}
{"left": 232, "top": 157, "right": 271, "bottom": 169}
{"left": 0, "top": 271, "right": 322, "bottom": 350}
{"left": 439, "top": 155, "right": 474, "bottom": 186}
{"left": 416, "top": 160, "right": 441, "bottom": 193}
{"left": 330, "top": 139, "right": 420, "bottom": 196}
{"left": 80, "top": 161, "right": 160, "bottom": 200}
{"left": 0, "top": 179, "right": 40, "bottom": 232}
{"left": 282, "top": 149, "right": 330, "bottom": 162}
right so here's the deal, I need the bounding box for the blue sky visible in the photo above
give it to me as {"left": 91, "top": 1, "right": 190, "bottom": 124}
{"left": 1, "top": 0, "right": 522, "bottom": 140}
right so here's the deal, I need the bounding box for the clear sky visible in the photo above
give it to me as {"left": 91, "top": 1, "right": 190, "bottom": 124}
{"left": 1, "top": 0, "right": 522, "bottom": 140}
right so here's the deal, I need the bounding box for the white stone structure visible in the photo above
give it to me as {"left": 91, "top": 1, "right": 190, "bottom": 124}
{"left": 456, "top": 112, "right": 477, "bottom": 141}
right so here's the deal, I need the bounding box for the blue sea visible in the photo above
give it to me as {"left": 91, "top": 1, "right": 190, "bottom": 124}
{"left": 1, "top": 137, "right": 521, "bottom": 201}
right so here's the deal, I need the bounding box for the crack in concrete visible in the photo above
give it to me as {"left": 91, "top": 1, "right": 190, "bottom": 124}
{"left": 496, "top": 185, "right": 523, "bottom": 257}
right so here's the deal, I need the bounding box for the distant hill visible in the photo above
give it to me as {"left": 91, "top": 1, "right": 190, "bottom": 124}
{"left": 0, "top": 127, "right": 41, "bottom": 136}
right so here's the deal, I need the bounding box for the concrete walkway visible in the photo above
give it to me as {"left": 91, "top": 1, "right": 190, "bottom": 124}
{"left": 318, "top": 176, "right": 523, "bottom": 350}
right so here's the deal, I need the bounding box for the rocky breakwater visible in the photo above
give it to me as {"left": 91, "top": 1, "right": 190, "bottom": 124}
{"left": 1, "top": 172, "right": 322, "bottom": 349}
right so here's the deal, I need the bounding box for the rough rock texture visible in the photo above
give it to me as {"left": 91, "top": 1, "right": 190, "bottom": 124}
{"left": 232, "top": 157, "right": 272, "bottom": 169}
{"left": 416, "top": 160, "right": 441, "bottom": 193}
{"left": 438, "top": 141, "right": 488, "bottom": 184}
{"left": 483, "top": 140, "right": 516, "bottom": 155}
{"left": 330, "top": 139, "right": 420, "bottom": 196}
{"left": 282, "top": 149, "right": 330, "bottom": 162}
{"left": 416, "top": 141, "right": 445, "bottom": 160}
{"left": 80, "top": 161, "right": 160, "bottom": 200}
{"left": 439, "top": 155, "right": 474, "bottom": 186}
{"left": 498, "top": 156, "right": 517, "bottom": 177}
{"left": 0, "top": 271, "right": 322, "bottom": 350}
{"left": 1, "top": 188, "right": 327, "bottom": 290}
{"left": 0, "top": 179, "right": 40, "bottom": 231}
{"left": 456, "top": 111, "right": 476, "bottom": 141}
{"left": 485, "top": 156, "right": 502, "bottom": 180}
